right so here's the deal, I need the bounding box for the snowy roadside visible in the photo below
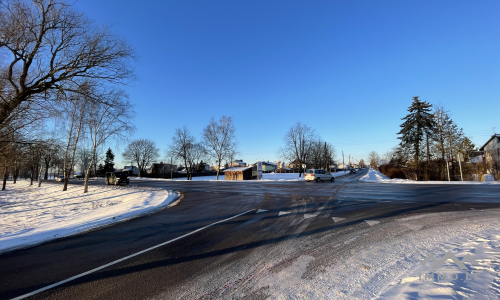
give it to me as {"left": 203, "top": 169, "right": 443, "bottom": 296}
{"left": 360, "top": 168, "right": 500, "bottom": 185}
{"left": 240, "top": 209, "right": 500, "bottom": 299}
{"left": 130, "top": 171, "right": 354, "bottom": 182}
{"left": 0, "top": 180, "right": 178, "bottom": 253}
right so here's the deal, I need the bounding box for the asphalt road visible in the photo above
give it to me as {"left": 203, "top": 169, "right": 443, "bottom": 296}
{"left": 1, "top": 169, "right": 499, "bottom": 299}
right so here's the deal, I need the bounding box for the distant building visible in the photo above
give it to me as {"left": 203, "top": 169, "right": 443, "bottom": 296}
{"left": 230, "top": 160, "right": 247, "bottom": 167}
{"left": 123, "top": 166, "right": 140, "bottom": 175}
{"left": 479, "top": 134, "right": 500, "bottom": 176}
{"left": 148, "top": 163, "right": 177, "bottom": 175}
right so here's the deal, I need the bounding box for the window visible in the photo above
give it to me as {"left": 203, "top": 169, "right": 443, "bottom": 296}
{"left": 306, "top": 170, "right": 313, "bottom": 174}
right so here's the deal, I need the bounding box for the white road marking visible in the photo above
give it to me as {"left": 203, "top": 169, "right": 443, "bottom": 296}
{"left": 364, "top": 220, "right": 380, "bottom": 226}
{"left": 278, "top": 211, "right": 291, "bottom": 216}
{"left": 256, "top": 209, "right": 268, "bottom": 213}
{"left": 332, "top": 217, "right": 346, "bottom": 223}
{"left": 11, "top": 209, "right": 255, "bottom": 300}
{"left": 304, "top": 213, "right": 318, "bottom": 219}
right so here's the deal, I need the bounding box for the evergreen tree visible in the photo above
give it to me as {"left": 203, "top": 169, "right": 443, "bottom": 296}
{"left": 397, "top": 96, "right": 435, "bottom": 178}
{"left": 104, "top": 148, "right": 115, "bottom": 173}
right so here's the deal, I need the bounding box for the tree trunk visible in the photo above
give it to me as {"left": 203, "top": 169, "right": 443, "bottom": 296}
{"left": 38, "top": 164, "right": 43, "bottom": 187}
{"left": 83, "top": 156, "right": 95, "bottom": 193}
{"left": 30, "top": 167, "right": 34, "bottom": 185}
{"left": 2, "top": 168, "right": 7, "bottom": 191}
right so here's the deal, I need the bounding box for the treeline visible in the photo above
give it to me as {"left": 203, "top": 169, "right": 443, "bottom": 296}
{"left": 279, "top": 122, "right": 337, "bottom": 177}
{"left": 122, "top": 116, "right": 238, "bottom": 181}
{"left": 0, "top": 0, "right": 136, "bottom": 191}
{"left": 375, "top": 96, "right": 492, "bottom": 181}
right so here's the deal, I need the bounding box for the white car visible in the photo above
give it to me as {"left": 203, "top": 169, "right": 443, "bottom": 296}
{"left": 55, "top": 175, "right": 65, "bottom": 182}
{"left": 305, "top": 169, "right": 335, "bottom": 182}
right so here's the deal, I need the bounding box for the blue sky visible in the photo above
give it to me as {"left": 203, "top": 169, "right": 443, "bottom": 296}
{"left": 74, "top": 0, "right": 500, "bottom": 167}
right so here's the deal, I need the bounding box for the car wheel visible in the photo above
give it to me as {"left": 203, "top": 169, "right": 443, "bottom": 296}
{"left": 315, "top": 177, "right": 320, "bottom": 183}
{"left": 306, "top": 180, "right": 309, "bottom": 182}
{"left": 331, "top": 177, "right": 335, "bottom": 182}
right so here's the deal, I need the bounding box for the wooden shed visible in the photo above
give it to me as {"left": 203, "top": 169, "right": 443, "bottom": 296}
{"left": 224, "top": 166, "right": 253, "bottom": 180}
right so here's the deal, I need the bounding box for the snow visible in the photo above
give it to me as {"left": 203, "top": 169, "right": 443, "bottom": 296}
{"left": 224, "top": 166, "right": 252, "bottom": 172}
{"left": 239, "top": 209, "right": 500, "bottom": 299}
{"left": 0, "top": 180, "right": 178, "bottom": 253}
{"left": 130, "top": 171, "right": 353, "bottom": 182}
{"left": 360, "top": 168, "right": 500, "bottom": 184}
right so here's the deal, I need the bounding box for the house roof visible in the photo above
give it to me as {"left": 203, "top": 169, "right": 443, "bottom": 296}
{"left": 224, "top": 166, "right": 252, "bottom": 172}
{"left": 479, "top": 134, "right": 500, "bottom": 151}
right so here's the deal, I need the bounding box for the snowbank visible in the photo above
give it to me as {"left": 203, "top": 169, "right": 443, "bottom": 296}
{"left": 131, "top": 171, "right": 353, "bottom": 182}
{"left": 0, "top": 180, "right": 178, "bottom": 253}
{"left": 360, "top": 168, "right": 500, "bottom": 184}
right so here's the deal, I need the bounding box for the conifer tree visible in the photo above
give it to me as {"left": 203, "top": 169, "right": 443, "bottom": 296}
{"left": 397, "top": 96, "right": 435, "bottom": 178}
{"left": 104, "top": 148, "right": 115, "bottom": 173}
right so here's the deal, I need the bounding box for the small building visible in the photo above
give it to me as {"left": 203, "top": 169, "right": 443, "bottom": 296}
{"left": 230, "top": 160, "right": 247, "bottom": 167}
{"left": 224, "top": 166, "right": 253, "bottom": 180}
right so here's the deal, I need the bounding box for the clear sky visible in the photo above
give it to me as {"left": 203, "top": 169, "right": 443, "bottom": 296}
{"left": 73, "top": 0, "right": 500, "bottom": 167}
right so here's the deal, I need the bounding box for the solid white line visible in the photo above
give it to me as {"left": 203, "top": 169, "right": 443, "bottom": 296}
{"left": 11, "top": 209, "right": 255, "bottom": 300}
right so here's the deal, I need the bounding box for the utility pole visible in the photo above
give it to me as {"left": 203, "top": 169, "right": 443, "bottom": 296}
{"left": 342, "top": 151, "right": 345, "bottom": 173}
{"left": 170, "top": 157, "right": 173, "bottom": 180}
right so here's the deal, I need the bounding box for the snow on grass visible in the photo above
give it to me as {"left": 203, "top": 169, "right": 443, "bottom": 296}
{"left": 360, "top": 168, "right": 500, "bottom": 184}
{"left": 0, "top": 180, "right": 178, "bottom": 253}
{"left": 131, "top": 171, "right": 353, "bottom": 182}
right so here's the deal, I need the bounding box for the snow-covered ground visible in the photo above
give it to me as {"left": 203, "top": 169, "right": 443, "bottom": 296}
{"left": 240, "top": 209, "right": 500, "bottom": 299}
{"left": 0, "top": 180, "right": 178, "bottom": 253}
{"left": 130, "top": 171, "right": 353, "bottom": 182}
{"left": 360, "top": 168, "right": 500, "bottom": 184}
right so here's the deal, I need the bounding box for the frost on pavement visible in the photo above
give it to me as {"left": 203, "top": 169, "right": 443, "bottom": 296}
{"left": 0, "top": 180, "right": 178, "bottom": 253}
{"left": 231, "top": 209, "right": 500, "bottom": 299}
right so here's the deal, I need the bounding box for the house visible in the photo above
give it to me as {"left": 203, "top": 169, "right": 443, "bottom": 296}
{"left": 229, "top": 160, "right": 247, "bottom": 167}
{"left": 479, "top": 134, "right": 500, "bottom": 175}
{"left": 479, "top": 134, "right": 500, "bottom": 161}
{"left": 148, "top": 163, "right": 177, "bottom": 175}
{"left": 224, "top": 166, "right": 253, "bottom": 180}
{"left": 273, "top": 161, "right": 286, "bottom": 169}
{"left": 262, "top": 161, "right": 277, "bottom": 172}
{"left": 288, "top": 159, "right": 312, "bottom": 170}
{"left": 122, "top": 166, "right": 140, "bottom": 175}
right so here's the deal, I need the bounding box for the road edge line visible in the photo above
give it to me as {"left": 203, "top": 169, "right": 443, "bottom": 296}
{"left": 11, "top": 209, "right": 255, "bottom": 300}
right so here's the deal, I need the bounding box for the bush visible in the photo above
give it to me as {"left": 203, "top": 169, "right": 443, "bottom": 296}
{"left": 380, "top": 164, "right": 407, "bottom": 179}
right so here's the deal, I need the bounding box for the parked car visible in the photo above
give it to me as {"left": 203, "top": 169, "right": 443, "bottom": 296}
{"left": 305, "top": 169, "right": 335, "bottom": 182}
{"left": 350, "top": 168, "right": 356, "bottom": 174}
{"left": 105, "top": 172, "right": 130, "bottom": 186}
{"left": 55, "top": 175, "right": 65, "bottom": 182}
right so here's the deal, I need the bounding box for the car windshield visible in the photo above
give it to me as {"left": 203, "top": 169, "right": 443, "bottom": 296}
{"left": 306, "top": 170, "right": 313, "bottom": 174}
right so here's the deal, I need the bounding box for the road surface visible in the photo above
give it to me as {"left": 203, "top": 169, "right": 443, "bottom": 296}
{"left": 1, "top": 169, "right": 499, "bottom": 299}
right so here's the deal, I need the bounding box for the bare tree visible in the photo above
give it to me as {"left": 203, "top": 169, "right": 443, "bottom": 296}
{"left": 169, "top": 126, "right": 195, "bottom": 181}
{"left": 0, "top": 0, "right": 136, "bottom": 128}
{"left": 83, "top": 89, "right": 134, "bottom": 192}
{"left": 189, "top": 143, "right": 208, "bottom": 173}
{"left": 368, "top": 151, "right": 380, "bottom": 169}
{"left": 279, "top": 122, "right": 316, "bottom": 177}
{"left": 203, "top": 116, "right": 237, "bottom": 180}
{"left": 122, "top": 139, "right": 159, "bottom": 177}
{"left": 61, "top": 93, "right": 87, "bottom": 191}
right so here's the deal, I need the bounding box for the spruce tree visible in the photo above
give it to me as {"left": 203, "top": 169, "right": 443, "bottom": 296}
{"left": 397, "top": 96, "right": 435, "bottom": 178}
{"left": 104, "top": 148, "right": 115, "bottom": 173}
